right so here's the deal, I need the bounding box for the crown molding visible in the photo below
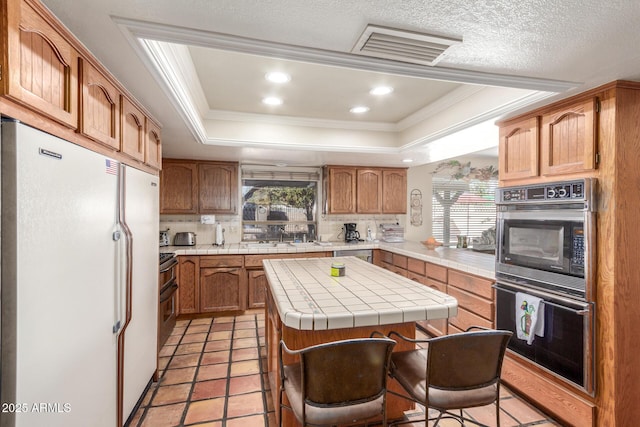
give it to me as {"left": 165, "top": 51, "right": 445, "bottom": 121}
{"left": 113, "top": 16, "right": 580, "bottom": 92}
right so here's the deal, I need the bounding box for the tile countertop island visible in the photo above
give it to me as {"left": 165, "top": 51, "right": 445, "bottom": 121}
{"left": 165, "top": 240, "right": 496, "bottom": 279}
{"left": 263, "top": 256, "right": 459, "bottom": 426}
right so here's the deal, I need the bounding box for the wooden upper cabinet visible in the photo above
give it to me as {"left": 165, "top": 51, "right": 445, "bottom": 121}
{"left": 382, "top": 169, "right": 407, "bottom": 213}
{"left": 145, "top": 118, "right": 162, "bottom": 170}
{"left": 356, "top": 169, "right": 382, "bottom": 213}
{"left": 540, "top": 97, "right": 598, "bottom": 176}
{"left": 326, "top": 167, "right": 356, "bottom": 214}
{"left": 198, "top": 162, "right": 238, "bottom": 214}
{"left": 3, "top": 0, "right": 79, "bottom": 128}
{"left": 160, "top": 161, "right": 198, "bottom": 214}
{"left": 120, "top": 96, "right": 145, "bottom": 162}
{"left": 78, "top": 58, "right": 120, "bottom": 150}
{"left": 499, "top": 116, "right": 539, "bottom": 181}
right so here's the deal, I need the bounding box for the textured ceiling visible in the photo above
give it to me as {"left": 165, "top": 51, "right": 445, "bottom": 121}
{"left": 40, "top": 0, "right": 640, "bottom": 166}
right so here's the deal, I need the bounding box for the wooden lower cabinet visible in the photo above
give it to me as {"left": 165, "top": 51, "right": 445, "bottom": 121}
{"left": 247, "top": 269, "right": 267, "bottom": 309}
{"left": 200, "top": 267, "right": 246, "bottom": 312}
{"left": 177, "top": 256, "right": 199, "bottom": 315}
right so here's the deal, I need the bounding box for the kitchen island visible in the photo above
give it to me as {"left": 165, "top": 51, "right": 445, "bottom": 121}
{"left": 264, "top": 256, "right": 458, "bottom": 426}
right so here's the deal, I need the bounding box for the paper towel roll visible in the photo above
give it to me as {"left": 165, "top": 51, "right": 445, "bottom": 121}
{"left": 215, "top": 222, "right": 224, "bottom": 245}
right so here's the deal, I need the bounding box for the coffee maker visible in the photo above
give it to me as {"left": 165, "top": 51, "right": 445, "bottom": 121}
{"left": 343, "top": 223, "right": 362, "bottom": 243}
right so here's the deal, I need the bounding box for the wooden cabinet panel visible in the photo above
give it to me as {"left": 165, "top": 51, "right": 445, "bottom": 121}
{"left": 379, "top": 250, "right": 393, "bottom": 265}
{"left": 392, "top": 254, "right": 408, "bottom": 270}
{"left": 3, "top": 0, "right": 79, "bottom": 128}
{"left": 120, "top": 96, "right": 145, "bottom": 162}
{"left": 425, "top": 262, "right": 447, "bottom": 283}
{"left": 200, "top": 267, "right": 246, "bottom": 312}
{"left": 325, "top": 167, "right": 356, "bottom": 214}
{"left": 160, "top": 161, "right": 198, "bottom": 214}
{"left": 407, "top": 257, "right": 425, "bottom": 275}
{"left": 499, "top": 116, "right": 539, "bottom": 181}
{"left": 382, "top": 169, "right": 407, "bottom": 213}
{"left": 78, "top": 58, "right": 120, "bottom": 149}
{"left": 447, "top": 286, "right": 494, "bottom": 321}
{"left": 198, "top": 162, "right": 238, "bottom": 214}
{"left": 177, "top": 256, "right": 199, "bottom": 315}
{"left": 145, "top": 118, "right": 162, "bottom": 170}
{"left": 248, "top": 269, "right": 267, "bottom": 309}
{"left": 447, "top": 269, "right": 493, "bottom": 300}
{"left": 540, "top": 98, "right": 597, "bottom": 176}
{"left": 449, "top": 306, "right": 492, "bottom": 331}
{"left": 200, "top": 255, "right": 243, "bottom": 268}
{"left": 423, "top": 278, "right": 448, "bottom": 337}
{"left": 356, "top": 169, "right": 382, "bottom": 213}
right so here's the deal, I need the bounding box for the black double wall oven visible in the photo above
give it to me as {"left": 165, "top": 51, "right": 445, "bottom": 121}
{"left": 495, "top": 178, "right": 596, "bottom": 395}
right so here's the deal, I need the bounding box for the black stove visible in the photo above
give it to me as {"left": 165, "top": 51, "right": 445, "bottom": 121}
{"left": 159, "top": 252, "right": 175, "bottom": 264}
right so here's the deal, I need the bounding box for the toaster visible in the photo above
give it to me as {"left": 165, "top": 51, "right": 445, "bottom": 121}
{"left": 174, "top": 232, "right": 196, "bottom": 246}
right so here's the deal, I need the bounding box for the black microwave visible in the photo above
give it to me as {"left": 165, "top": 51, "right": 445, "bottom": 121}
{"left": 499, "top": 217, "right": 585, "bottom": 278}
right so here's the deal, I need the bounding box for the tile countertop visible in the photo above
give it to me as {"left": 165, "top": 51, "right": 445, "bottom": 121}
{"left": 162, "top": 240, "right": 496, "bottom": 280}
{"left": 263, "top": 256, "right": 459, "bottom": 331}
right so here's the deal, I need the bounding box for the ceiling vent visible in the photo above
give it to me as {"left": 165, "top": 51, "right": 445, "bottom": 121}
{"left": 352, "top": 25, "right": 462, "bottom": 66}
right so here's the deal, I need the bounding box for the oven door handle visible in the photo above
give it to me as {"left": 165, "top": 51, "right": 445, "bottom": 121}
{"left": 493, "top": 284, "right": 592, "bottom": 315}
{"left": 160, "top": 281, "right": 178, "bottom": 302}
{"left": 160, "top": 257, "right": 178, "bottom": 273}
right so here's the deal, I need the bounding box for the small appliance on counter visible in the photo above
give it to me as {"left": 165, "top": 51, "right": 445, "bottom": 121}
{"left": 343, "top": 223, "right": 363, "bottom": 243}
{"left": 380, "top": 223, "right": 404, "bottom": 243}
{"left": 214, "top": 222, "right": 225, "bottom": 246}
{"left": 159, "top": 229, "right": 170, "bottom": 247}
{"left": 174, "top": 232, "right": 196, "bottom": 246}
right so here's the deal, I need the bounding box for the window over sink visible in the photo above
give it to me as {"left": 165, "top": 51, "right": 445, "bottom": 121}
{"left": 241, "top": 167, "right": 319, "bottom": 242}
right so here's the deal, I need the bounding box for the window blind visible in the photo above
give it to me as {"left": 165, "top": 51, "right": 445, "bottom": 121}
{"left": 431, "top": 176, "right": 498, "bottom": 246}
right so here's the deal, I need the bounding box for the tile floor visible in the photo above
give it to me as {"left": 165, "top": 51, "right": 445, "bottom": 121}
{"left": 127, "top": 310, "right": 562, "bottom": 427}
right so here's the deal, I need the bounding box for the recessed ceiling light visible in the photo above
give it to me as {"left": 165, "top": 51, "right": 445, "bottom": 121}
{"left": 350, "top": 106, "right": 370, "bottom": 114}
{"left": 262, "top": 96, "right": 283, "bottom": 106}
{"left": 370, "top": 86, "right": 393, "bottom": 96}
{"left": 265, "top": 72, "right": 291, "bottom": 83}
{"left": 402, "top": 158, "right": 414, "bottom": 163}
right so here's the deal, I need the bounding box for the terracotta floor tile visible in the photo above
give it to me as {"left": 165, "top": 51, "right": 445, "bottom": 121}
{"left": 186, "top": 324, "right": 210, "bottom": 334}
{"left": 229, "top": 373, "right": 262, "bottom": 395}
{"left": 211, "top": 322, "right": 234, "bottom": 331}
{"left": 201, "top": 350, "right": 230, "bottom": 365}
{"left": 181, "top": 333, "right": 207, "bottom": 344}
{"left": 176, "top": 319, "right": 190, "bottom": 326}
{"left": 159, "top": 345, "right": 176, "bottom": 357}
{"left": 128, "top": 406, "right": 144, "bottom": 426}
{"left": 226, "top": 414, "right": 266, "bottom": 427}
{"left": 191, "top": 318, "right": 213, "bottom": 326}
{"left": 151, "top": 383, "right": 192, "bottom": 406}
{"left": 197, "top": 363, "right": 229, "bottom": 381}
{"left": 235, "top": 320, "right": 256, "bottom": 329}
{"left": 191, "top": 378, "right": 228, "bottom": 401}
{"left": 161, "top": 367, "right": 197, "bottom": 385}
{"left": 140, "top": 402, "right": 185, "bottom": 427}
{"left": 184, "top": 398, "right": 225, "bottom": 425}
{"left": 230, "top": 359, "right": 260, "bottom": 376}
{"left": 205, "top": 340, "right": 232, "bottom": 352}
{"left": 141, "top": 386, "right": 154, "bottom": 406}
{"left": 233, "top": 328, "right": 256, "bottom": 339}
{"left": 187, "top": 423, "right": 222, "bottom": 427}
{"left": 175, "top": 342, "right": 205, "bottom": 355}
{"left": 226, "top": 391, "right": 264, "bottom": 418}
{"left": 232, "top": 347, "right": 259, "bottom": 361}
{"left": 209, "top": 330, "right": 233, "bottom": 341}
{"left": 164, "top": 335, "right": 182, "bottom": 346}
{"left": 158, "top": 356, "right": 171, "bottom": 371}
{"left": 233, "top": 337, "right": 257, "bottom": 349}
{"left": 214, "top": 316, "right": 235, "bottom": 323}
{"left": 169, "top": 353, "right": 201, "bottom": 369}
{"left": 170, "top": 326, "right": 187, "bottom": 336}
{"left": 463, "top": 405, "right": 519, "bottom": 427}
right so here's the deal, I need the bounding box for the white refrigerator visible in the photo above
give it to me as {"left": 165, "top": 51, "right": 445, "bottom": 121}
{"left": 0, "top": 120, "right": 159, "bottom": 427}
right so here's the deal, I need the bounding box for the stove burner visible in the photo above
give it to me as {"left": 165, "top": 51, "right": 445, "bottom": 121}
{"left": 159, "top": 252, "right": 175, "bottom": 264}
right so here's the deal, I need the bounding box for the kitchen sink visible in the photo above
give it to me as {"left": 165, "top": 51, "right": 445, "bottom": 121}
{"left": 289, "top": 242, "right": 320, "bottom": 247}
{"left": 242, "top": 242, "right": 292, "bottom": 248}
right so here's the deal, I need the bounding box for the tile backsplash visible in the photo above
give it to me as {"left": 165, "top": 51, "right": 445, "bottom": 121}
{"left": 160, "top": 214, "right": 405, "bottom": 245}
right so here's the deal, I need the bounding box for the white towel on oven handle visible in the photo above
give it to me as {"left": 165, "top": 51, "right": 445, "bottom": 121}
{"left": 515, "top": 292, "right": 545, "bottom": 345}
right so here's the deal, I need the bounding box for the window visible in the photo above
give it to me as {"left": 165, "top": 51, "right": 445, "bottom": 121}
{"left": 431, "top": 176, "right": 498, "bottom": 246}
{"left": 241, "top": 168, "right": 319, "bottom": 242}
